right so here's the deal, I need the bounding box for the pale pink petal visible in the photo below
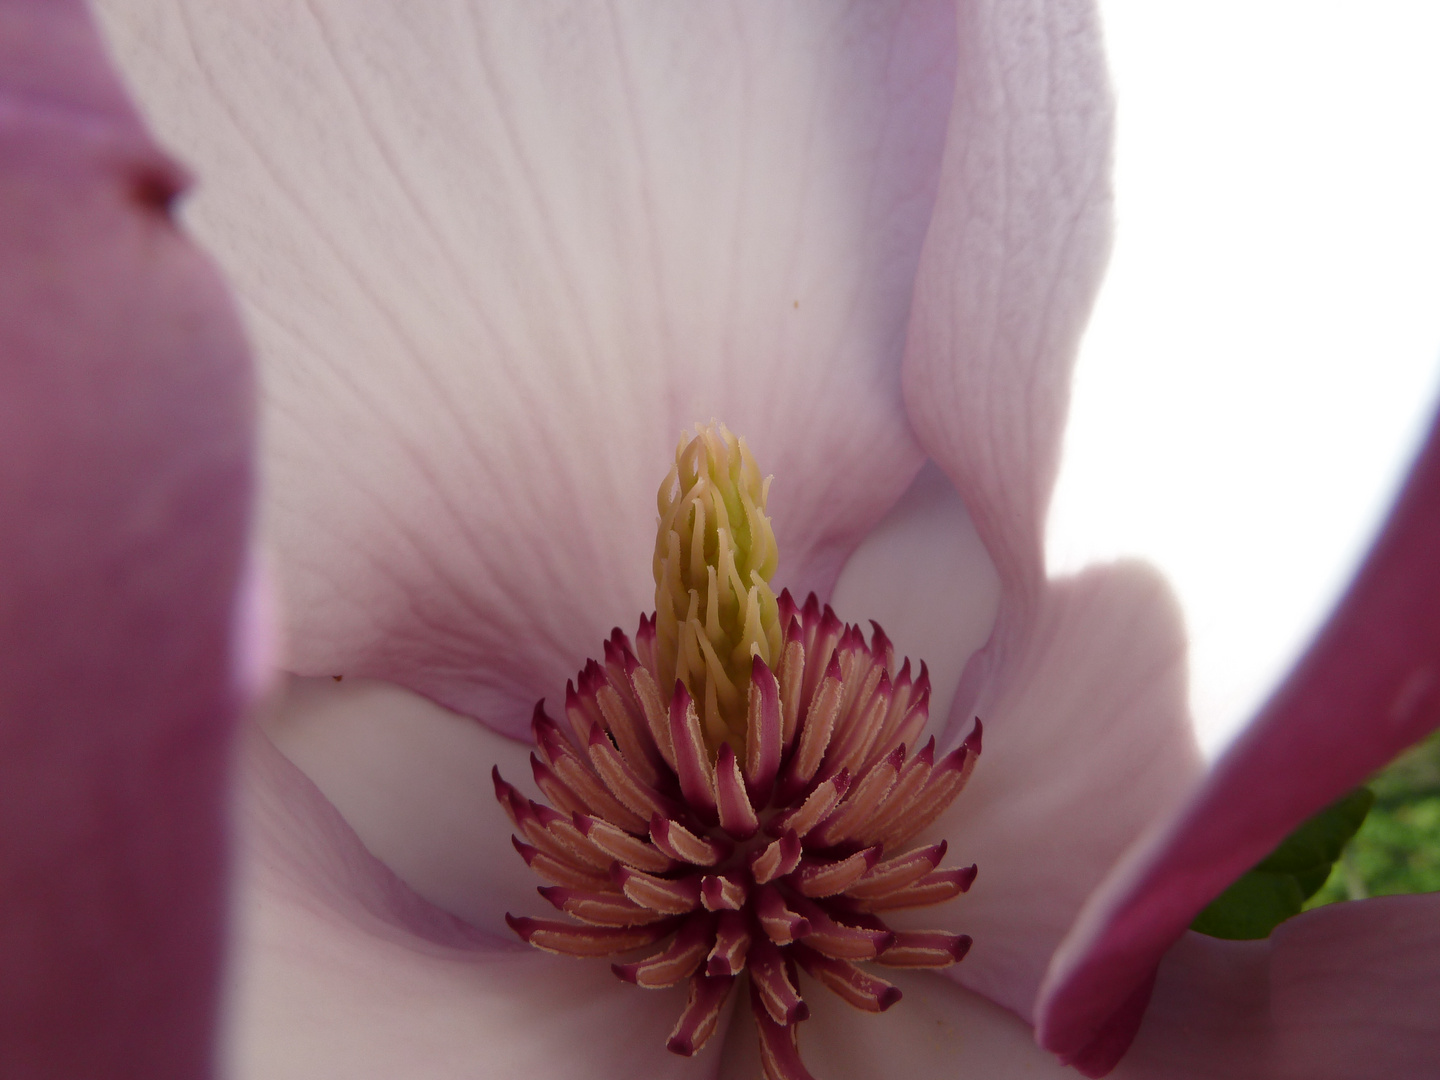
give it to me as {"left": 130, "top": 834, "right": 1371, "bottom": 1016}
{"left": 1113, "top": 895, "right": 1440, "bottom": 1080}
{"left": 718, "top": 967, "right": 1074, "bottom": 1080}
{"left": 262, "top": 675, "right": 544, "bottom": 936}
{"left": 1039, "top": 411, "right": 1440, "bottom": 1073}
{"left": 0, "top": 1, "right": 254, "bottom": 1074}
{"left": 232, "top": 727, "right": 726, "bottom": 1080}
{"left": 1268, "top": 893, "right": 1440, "bottom": 1077}
{"left": 830, "top": 461, "right": 1002, "bottom": 731}
{"left": 93, "top": 1, "right": 963, "bottom": 737}
{"left": 892, "top": 561, "right": 1202, "bottom": 1023}
{"left": 1112, "top": 932, "right": 1270, "bottom": 1080}
{"left": 902, "top": 0, "right": 1114, "bottom": 720}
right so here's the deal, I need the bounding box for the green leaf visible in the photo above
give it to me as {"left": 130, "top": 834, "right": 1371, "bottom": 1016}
{"left": 1189, "top": 871, "right": 1306, "bottom": 939}
{"left": 1191, "top": 787, "right": 1374, "bottom": 940}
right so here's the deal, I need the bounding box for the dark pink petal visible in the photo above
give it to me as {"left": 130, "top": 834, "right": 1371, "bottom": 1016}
{"left": 0, "top": 2, "right": 254, "bottom": 1076}
{"left": 95, "top": 1, "right": 962, "bottom": 738}
{"left": 1039, "top": 410, "right": 1440, "bottom": 1073}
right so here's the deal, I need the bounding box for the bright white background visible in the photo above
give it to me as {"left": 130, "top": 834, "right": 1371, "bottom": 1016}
{"left": 1048, "top": 3, "right": 1440, "bottom": 755}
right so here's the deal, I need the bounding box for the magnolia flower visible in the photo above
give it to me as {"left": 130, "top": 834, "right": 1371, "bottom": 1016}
{"left": 3, "top": 2, "right": 1438, "bottom": 1079}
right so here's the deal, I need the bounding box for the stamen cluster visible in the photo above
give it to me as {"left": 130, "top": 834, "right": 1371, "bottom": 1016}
{"left": 496, "top": 591, "right": 981, "bottom": 1080}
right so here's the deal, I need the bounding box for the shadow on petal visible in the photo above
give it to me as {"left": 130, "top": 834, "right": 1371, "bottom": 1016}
{"left": 230, "top": 725, "right": 723, "bottom": 1080}
{"left": 900, "top": 560, "right": 1202, "bottom": 1024}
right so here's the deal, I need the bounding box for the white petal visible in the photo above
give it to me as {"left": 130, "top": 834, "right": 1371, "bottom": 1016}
{"left": 899, "top": 562, "right": 1203, "bottom": 1022}
{"left": 829, "top": 460, "right": 1001, "bottom": 734}
{"left": 230, "top": 725, "right": 725, "bottom": 1080}
{"left": 902, "top": 0, "right": 1114, "bottom": 625}
{"left": 261, "top": 675, "right": 543, "bottom": 935}
{"left": 717, "top": 968, "right": 1072, "bottom": 1080}
{"left": 94, "top": 1, "right": 960, "bottom": 736}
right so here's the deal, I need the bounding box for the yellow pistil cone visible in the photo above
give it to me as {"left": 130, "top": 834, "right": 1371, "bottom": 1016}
{"left": 653, "top": 423, "right": 782, "bottom": 754}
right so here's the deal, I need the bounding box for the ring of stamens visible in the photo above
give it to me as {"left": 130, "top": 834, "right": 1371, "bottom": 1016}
{"left": 497, "top": 590, "right": 981, "bottom": 1080}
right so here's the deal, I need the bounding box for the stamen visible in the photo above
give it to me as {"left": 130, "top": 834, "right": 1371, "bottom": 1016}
{"left": 510, "top": 837, "right": 614, "bottom": 892}
{"left": 669, "top": 685, "right": 718, "bottom": 823}
{"left": 538, "top": 886, "right": 661, "bottom": 928}
{"left": 752, "top": 982, "right": 817, "bottom": 1080}
{"left": 715, "top": 743, "right": 760, "bottom": 839}
{"left": 505, "top": 913, "right": 679, "bottom": 957}
{"left": 705, "top": 909, "right": 752, "bottom": 976}
{"left": 613, "top": 865, "right": 703, "bottom": 915}
{"left": 785, "top": 895, "right": 894, "bottom": 960}
{"left": 791, "top": 945, "right": 902, "bottom": 1013}
{"left": 789, "top": 846, "right": 882, "bottom": 899}
{"left": 742, "top": 655, "right": 783, "bottom": 804}
{"left": 847, "top": 865, "right": 978, "bottom": 913}
{"left": 700, "top": 871, "right": 748, "bottom": 912}
{"left": 497, "top": 424, "right": 983, "bottom": 1078}
{"left": 844, "top": 841, "right": 948, "bottom": 900}
{"left": 650, "top": 815, "right": 730, "bottom": 866}
{"left": 749, "top": 937, "right": 809, "bottom": 1025}
{"left": 572, "top": 814, "right": 675, "bottom": 874}
{"left": 754, "top": 885, "right": 812, "bottom": 944}
{"left": 779, "top": 654, "right": 845, "bottom": 801}
{"left": 667, "top": 973, "right": 736, "bottom": 1057}
{"left": 749, "top": 831, "right": 803, "bottom": 885}
{"left": 585, "top": 725, "right": 679, "bottom": 822}
{"left": 809, "top": 746, "right": 905, "bottom": 847}
{"left": 533, "top": 708, "right": 648, "bottom": 832}
{"left": 767, "top": 769, "right": 852, "bottom": 840}
{"left": 873, "top": 929, "right": 973, "bottom": 969}
{"left": 612, "top": 911, "right": 715, "bottom": 987}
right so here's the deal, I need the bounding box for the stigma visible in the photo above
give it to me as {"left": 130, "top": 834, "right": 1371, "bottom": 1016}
{"left": 496, "top": 424, "right": 981, "bottom": 1080}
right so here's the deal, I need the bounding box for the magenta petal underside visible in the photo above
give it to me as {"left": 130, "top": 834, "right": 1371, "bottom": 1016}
{"left": 1039, "top": 408, "right": 1440, "bottom": 1073}
{"left": 0, "top": 2, "right": 255, "bottom": 1076}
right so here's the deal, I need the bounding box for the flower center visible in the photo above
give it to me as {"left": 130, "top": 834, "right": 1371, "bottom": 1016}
{"left": 497, "top": 424, "right": 981, "bottom": 1080}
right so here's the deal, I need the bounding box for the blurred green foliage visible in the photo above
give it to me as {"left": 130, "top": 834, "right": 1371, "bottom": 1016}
{"left": 1191, "top": 787, "right": 1372, "bottom": 939}
{"left": 1305, "top": 727, "right": 1440, "bottom": 906}
{"left": 1192, "top": 727, "right": 1440, "bottom": 939}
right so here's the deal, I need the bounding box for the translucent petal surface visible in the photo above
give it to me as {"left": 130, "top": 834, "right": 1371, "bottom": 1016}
{"left": 93, "top": 0, "right": 961, "bottom": 737}
{"left": 902, "top": 0, "right": 1113, "bottom": 622}
{"left": 829, "top": 461, "right": 1001, "bottom": 733}
{"left": 0, "top": 3, "right": 254, "bottom": 1075}
{"left": 261, "top": 676, "right": 542, "bottom": 936}
{"left": 904, "top": 561, "right": 1202, "bottom": 1022}
{"left": 718, "top": 968, "right": 1074, "bottom": 1080}
{"left": 231, "top": 727, "right": 724, "bottom": 1080}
